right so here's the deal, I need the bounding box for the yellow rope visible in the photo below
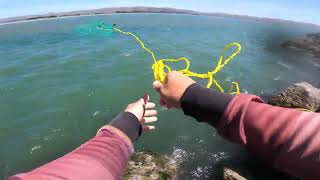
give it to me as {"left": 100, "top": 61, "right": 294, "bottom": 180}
{"left": 96, "top": 26, "right": 316, "bottom": 112}
{"left": 113, "top": 27, "right": 241, "bottom": 94}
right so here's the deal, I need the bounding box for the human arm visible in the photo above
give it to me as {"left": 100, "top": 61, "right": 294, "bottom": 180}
{"left": 9, "top": 95, "right": 157, "bottom": 180}
{"left": 153, "top": 71, "right": 320, "bottom": 179}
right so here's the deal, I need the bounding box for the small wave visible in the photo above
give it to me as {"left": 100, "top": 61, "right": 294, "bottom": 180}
{"left": 190, "top": 152, "right": 230, "bottom": 179}
{"left": 311, "top": 61, "right": 320, "bottom": 68}
{"left": 191, "top": 166, "right": 211, "bottom": 179}
{"left": 88, "top": 91, "right": 94, "bottom": 97}
{"left": 43, "top": 128, "right": 64, "bottom": 141}
{"left": 211, "top": 151, "right": 230, "bottom": 162}
{"left": 52, "top": 128, "right": 62, "bottom": 133}
{"left": 274, "top": 75, "right": 280, "bottom": 80}
{"left": 172, "top": 148, "right": 188, "bottom": 163}
{"left": 30, "top": 145, "right": 41, "bottom": 154}
{"left": 92, "top": 111, "right": 100, "bottom": 116}
{"left": 277, "top": 61, "right": 292, "bottom": 70}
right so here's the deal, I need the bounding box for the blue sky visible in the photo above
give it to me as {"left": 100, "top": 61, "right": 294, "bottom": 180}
{"left": 0, "top": 0, "right": 319, "bottom": 24}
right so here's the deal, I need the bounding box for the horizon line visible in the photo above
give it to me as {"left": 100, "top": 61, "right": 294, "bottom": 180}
{"left": 0, "top": 6, "right": 319, "bottom": 27}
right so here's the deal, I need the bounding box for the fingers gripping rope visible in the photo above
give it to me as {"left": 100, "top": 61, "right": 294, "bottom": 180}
{"left": 113, "top": 27, "right": 241, "bottom": 94}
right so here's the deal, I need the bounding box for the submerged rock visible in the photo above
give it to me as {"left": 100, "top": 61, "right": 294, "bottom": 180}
{"left": 281, "top": 33, "right": 320, "bottom": 58}
{"left": 269, "top": 82, "right": 320, "bottom": 112}
{"left": 123, "top": 151, "right": 178, "bottom": 180}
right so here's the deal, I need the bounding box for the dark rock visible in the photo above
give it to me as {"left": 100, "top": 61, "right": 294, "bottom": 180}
{"left": 269, "top": 82, "right": 320, "bottom": 111}
{"left": 123, "top": 151, "right": 178, "bottom": 180}
{"left": 281, "top": 33, "right": 320, "bottom": 58}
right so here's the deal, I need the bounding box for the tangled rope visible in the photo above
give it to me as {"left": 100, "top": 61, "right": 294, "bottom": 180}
{"left": 76, "top": 22, "right": 318, "bottom": 112}
{"left": 80, "top": 22, "right": 320, "bottom": 112}
{"left": 113, "top": 27, "right": 241, "bottom": 94}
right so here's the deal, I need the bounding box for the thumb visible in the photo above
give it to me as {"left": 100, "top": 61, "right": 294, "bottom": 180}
{"left": 137, "top": 98, "right": 145, "bottom": 105}
{"left": 153, "top": 81, "right": 164, "bottom": 93}
{"left": 132, "top": 98, "right": 145, "bottom": 107}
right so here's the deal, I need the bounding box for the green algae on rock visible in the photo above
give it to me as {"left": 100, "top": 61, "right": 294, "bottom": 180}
{"left": 269, "top": 82, "right": 320, "bottom": 112}
{"left": 123, "top": 151, "right": 178, "bottom": 180}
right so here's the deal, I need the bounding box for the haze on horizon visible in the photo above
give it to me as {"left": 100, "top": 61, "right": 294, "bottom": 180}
{"left": 0, "top": 0, "right": 319, "bottom": 25}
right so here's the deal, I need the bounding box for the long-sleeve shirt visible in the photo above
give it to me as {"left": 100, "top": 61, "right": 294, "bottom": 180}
{"left": 181, "top": 83, "right": 320, "bottom": 180}
{"left": 9, "top": 112, "right": 140, "bottom": 180}
{"left": 9, "top": 83, "right": 320, "bottom": 180}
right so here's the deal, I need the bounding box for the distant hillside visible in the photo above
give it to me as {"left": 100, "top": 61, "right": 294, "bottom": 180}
{"left": 0, "top": 6, "right": 319, "bottom": 28}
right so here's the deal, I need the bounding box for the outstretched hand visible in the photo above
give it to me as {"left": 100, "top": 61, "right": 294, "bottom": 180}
{"left": 125, "top": 94, "right": 158, "bottom": 131}
{"left": 153, "top": 71, "right": 195, "bottom": 108}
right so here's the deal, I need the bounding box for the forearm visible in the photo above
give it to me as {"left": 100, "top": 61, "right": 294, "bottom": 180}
{"left": 9, "top": 112, "right": 141, "bottom": 180}
{"left": 181, "top": 83, "right": 233, "bottom": 126}
{"left": 222, "top": 96, "right": 320, "bottom": 179}
{"left": 182, "top": 85, "right": 320, "bottom": 179}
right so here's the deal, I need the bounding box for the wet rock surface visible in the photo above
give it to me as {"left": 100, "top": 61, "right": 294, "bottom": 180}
{"left": 123, "top": 151, "right": 178, "bottom": 180}
{"left": 223, "top": 167, "right": 247, "bottom": 180}
{"left": 269, "top": 82, "right": 320, "bottom": 112}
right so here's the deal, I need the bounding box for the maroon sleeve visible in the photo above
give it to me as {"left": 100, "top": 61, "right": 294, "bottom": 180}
{"left": 8, "top": 125, "right": 133, "bottom": 180}
{"left": 218, "top": 94, "right": 320, "bottom": 179}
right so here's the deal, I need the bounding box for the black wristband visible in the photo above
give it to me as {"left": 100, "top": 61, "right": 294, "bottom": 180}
{"left": 110, "top": 112, "right": 142, "bottom": 142}
{"left": 181, "top": 83, "right": 234, "bottom": 127}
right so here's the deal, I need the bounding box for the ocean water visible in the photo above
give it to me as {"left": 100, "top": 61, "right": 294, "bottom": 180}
{"left": 0, "top": 14, "right": 320, "bottom": 179}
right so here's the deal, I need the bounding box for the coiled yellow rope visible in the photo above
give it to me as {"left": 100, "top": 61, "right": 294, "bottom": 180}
{"left": 112, "top": 27, "right": 241, "bottom": 94}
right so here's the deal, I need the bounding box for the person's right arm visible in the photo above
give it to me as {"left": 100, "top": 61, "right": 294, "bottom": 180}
{"left": 153, "top": 71, "right": 320, "bottom": 180}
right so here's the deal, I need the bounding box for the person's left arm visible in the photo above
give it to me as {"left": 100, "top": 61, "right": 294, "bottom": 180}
{"left": 9, "top": 95, "right": 157, "bottom": 180}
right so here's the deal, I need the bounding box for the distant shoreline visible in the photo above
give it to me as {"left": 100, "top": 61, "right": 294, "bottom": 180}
{"left": 0, "top": 7, "right": 319, "bottom": 28}
{"left": 0, "top": 14, "right": 113, "bottom": 26}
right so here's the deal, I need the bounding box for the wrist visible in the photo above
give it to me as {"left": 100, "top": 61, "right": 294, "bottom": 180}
{"left": 109, "top": 112, "right": 142, "bottom": 142}
{"left": 177, "top": 83, "right": 197, "bottom": 108}
{"left": 180, "top": 83, "right": 234, "bottom": 126}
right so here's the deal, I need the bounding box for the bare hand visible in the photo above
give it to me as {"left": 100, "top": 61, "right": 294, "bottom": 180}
{"left": 153, "top": 71, "right": 195, "bottom": 108}
{"left": 125, "top": 94, "right": 158, "bottom": 131}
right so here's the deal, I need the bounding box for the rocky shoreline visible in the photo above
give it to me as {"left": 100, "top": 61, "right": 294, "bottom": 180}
{"left": 282, "top": 33, "right": 320, "bottom": 58}
{"left": 123, "top": 151, "right": 178, "bottom": 180}
{"left": 1, "top": 6, "right": 319, "bottom": 28}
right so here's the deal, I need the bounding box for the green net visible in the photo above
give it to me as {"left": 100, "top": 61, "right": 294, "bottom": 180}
{"left": 75, "top": 21, "right": 114, "bottom": 37}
